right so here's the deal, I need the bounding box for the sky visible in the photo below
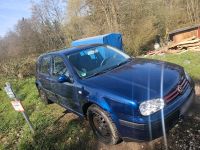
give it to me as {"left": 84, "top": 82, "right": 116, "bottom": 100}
{"left": 0, "top": 0, "right": 32, "bottom": 37}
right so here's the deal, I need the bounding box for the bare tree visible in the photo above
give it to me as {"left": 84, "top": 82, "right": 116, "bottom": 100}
{"left": 31, "top": 0, "right": 66, "bottom": 51}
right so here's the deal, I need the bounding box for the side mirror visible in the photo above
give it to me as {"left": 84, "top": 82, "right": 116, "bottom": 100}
{"left": 58, "top": 75, "right": 71, "bottom": 83}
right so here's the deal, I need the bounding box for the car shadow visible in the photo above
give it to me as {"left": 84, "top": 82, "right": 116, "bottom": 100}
{"left": 53, "top": 110, "right": 70, "bottom": 124}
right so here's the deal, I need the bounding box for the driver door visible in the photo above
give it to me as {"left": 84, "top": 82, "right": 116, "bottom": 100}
{"left": 50, "top": 55, "right": 80, "bottom": 112}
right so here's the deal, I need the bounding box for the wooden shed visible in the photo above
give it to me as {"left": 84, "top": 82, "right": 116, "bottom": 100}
{"left": 169, "top": 24, "right": 200, "bottom": 43}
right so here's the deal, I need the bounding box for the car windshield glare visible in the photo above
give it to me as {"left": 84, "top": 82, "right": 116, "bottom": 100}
{"left": 66, "top": 45, "right": 131, "bottom": 79}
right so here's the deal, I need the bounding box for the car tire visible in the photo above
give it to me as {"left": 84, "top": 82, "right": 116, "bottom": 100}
{"left": 87, "top": 104, "right": 120, "bottom": 145}
{"left": 38, "top": 88, "right": 52, "bottom": 105}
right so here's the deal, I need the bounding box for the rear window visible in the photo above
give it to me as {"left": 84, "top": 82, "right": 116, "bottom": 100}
{"left": 39, "top": 56, "right": 51, "bottom": 74}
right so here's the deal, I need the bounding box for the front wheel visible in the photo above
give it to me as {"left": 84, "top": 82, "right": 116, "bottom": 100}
{"left": 87, "top": 104, "right": 120, "bottom": 145}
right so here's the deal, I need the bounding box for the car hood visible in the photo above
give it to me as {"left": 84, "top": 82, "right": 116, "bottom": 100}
{"left": 81, "top": 58, "right": 184, "bottom": 103}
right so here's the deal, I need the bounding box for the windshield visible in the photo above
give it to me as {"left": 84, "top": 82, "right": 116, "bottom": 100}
{"left": 66, "top": 45, "right": 131, "bottom": 79}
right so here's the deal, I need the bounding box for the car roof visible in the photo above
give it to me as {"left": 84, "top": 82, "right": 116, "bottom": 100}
{"left": 38, "top": 44, "right": 103, "bottom": 59}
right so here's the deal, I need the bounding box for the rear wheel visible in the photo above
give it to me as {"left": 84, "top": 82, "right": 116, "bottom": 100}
{"left": 87, "top": 104, "right": 120, "bottom": 145}
{"left": 38, "top": 88, "right": 52, "bottom": 105}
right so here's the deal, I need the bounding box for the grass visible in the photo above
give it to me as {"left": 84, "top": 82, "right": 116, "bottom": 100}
{"left": 0, "top": 77, "right": 95, "bottom": 150}
{"left": 144, "top": 51, "right": 200, "bottom": 82}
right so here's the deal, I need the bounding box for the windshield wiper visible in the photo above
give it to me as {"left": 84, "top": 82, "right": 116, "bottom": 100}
{"left": 85, "top": 58, "right": 132, "bottom": 79}
{"left": 114, "top": 58, "right": 132, "bottom": 68}
{"left": 85, "top": 65, "right": 117, "bottom": 79}
{"left": 85, "top": 71, "right": 107, "bottom": 79}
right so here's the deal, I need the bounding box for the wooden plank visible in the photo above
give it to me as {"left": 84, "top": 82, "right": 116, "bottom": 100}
{"left": 178, "top": 42, "right": 200, "bottom": 49}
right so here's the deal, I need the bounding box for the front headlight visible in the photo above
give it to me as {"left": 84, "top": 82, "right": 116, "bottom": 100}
{"left": 139, "top": 98, "right": 165, "bottom": 116}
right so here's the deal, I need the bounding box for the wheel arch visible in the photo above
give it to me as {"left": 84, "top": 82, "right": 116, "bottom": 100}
{"left": 82, "top": 98, "right": 119, "bottom": 125}
{"left": 82, "top": 97, "right": 111, "bottom": 117}
{"left": 82, "top": 102, "right": 93, "bottom": 118}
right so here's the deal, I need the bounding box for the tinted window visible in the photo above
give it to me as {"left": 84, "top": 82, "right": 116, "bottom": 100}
{"left": 53, "top": 56, "right": 69, "bottom": 77}
{"left": 40, "top": 56, "right": 51, "bottom": 74}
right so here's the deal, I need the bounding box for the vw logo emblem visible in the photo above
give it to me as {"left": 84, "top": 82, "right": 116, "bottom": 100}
{"left": 177, "top": 85, "right": 183, "bottom": 94}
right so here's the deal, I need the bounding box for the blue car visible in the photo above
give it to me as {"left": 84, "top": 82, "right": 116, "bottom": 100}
{"left": 35, "top": 44, "right": 195, "bottom": 144}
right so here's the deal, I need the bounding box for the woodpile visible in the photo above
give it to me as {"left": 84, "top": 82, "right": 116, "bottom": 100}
{"left": 169, "top": 36, "right": 200, "bottom": 51}
{"left": 146, "top": 36, "right": 200, "bottom": 56}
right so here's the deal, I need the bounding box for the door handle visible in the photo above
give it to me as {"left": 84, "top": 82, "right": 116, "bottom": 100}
{"left": 46, "top": 77, "right": 54, "bottom": 82}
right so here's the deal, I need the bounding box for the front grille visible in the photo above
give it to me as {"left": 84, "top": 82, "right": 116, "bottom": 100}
{"left": 164, "top": 78, "right": 189, "bottom": 103}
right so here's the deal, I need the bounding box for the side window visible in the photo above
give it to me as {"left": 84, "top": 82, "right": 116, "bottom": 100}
{"left": 40, "top": 56, "right": 51, "bottom": 74}
{"left": 53, "top": 56, "right": 69, "bottom": 77}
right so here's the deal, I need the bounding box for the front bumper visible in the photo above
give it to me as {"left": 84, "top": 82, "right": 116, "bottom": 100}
{"left": 118, "top": 88, "right": 195, "bottom": 142}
